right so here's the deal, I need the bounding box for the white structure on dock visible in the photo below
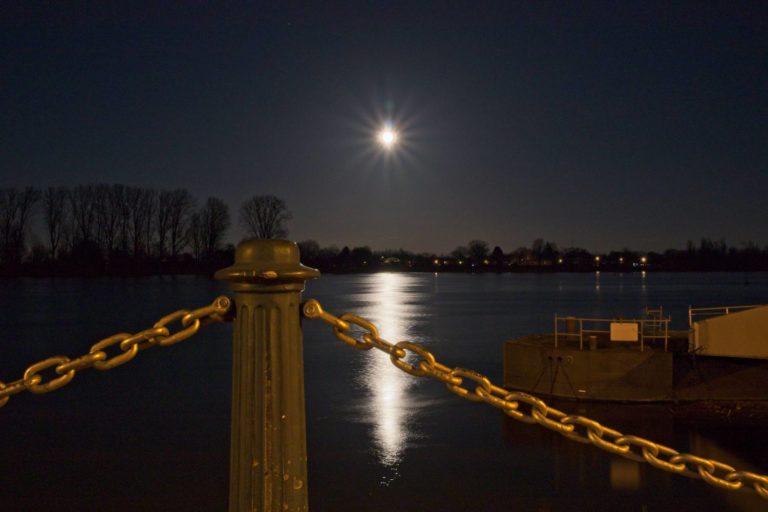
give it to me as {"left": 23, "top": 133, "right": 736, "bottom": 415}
{"left": 690, "top": 304, "right": 768, "bottom": 359}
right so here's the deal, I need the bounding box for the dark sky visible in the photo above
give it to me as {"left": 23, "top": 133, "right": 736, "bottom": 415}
{"left": 2, "top": 2, "right": 766, "bottom": 253}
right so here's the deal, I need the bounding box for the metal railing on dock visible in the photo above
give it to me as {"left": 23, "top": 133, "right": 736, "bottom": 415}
{"left": 688, "top": 304, "right": 768, "bottom": 327}
{"left": 553, "top": 313, "right": 670, "bottom": 351}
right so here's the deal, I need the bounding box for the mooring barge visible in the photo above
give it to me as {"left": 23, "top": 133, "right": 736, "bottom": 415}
{"left": 503, "top": 304, "right": 768, "bottom": 402}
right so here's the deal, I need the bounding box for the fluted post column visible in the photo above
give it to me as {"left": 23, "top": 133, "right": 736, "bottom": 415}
{"left": 216, "top": 240, "right": 319, "bottom": 512}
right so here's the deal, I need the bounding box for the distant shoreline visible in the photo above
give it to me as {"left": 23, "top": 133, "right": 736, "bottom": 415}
{"left": 2, "top": 265, "right": 767, "bottom": 279}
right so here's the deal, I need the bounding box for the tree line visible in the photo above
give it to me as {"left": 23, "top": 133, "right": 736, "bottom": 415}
{"left": 0, "top": 185, "right": 290, "bottom": 275}
{"left": 1, "top": 184, "right": 766, "bottom": 275}
{"left": 295, "top": 237, "right": 768, "bottom": 273}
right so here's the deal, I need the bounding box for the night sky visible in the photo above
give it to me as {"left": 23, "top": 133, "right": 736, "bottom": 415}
{"left": 2, "top": 2, "right": 766, "bottom": 254}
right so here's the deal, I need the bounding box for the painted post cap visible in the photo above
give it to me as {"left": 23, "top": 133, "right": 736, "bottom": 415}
{"left": 215, "top": 239, "right": 320, "bottom": 284}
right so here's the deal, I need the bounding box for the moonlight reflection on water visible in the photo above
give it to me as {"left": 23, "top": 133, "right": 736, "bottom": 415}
{"left": 356, "top": 272, "right": 424, "bottom": 478}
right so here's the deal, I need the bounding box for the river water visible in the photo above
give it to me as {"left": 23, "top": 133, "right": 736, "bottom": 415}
{"left": 1, "top": 272, "right": 767, "bottom": 511}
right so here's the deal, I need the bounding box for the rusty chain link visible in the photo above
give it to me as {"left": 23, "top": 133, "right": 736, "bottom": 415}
{"left": 0, "top": 296, "right": 232, "bottom": 408}
{"left": 302, "top": 298, "right": 768, "bottom": 501}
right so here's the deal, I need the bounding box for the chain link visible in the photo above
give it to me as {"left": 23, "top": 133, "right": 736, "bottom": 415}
{"left": 302, "top": 298, "right": 768, "bottom": 501}
{"left": 0, "top": 296, "right": 232, "bottom": 408}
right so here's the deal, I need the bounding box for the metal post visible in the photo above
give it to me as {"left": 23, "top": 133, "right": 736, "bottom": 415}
{"left": 216, "top": 240, "right": 319, "bottom": 512}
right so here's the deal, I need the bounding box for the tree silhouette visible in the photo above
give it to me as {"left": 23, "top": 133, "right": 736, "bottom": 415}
{"left": 69, "top": 184, "right": 97, "bottom": 246}
{"left": 239, "top": 194, "right": 291, "bottom": 239}
{"left": 0, "top": 187, "right": 40, "bottom": 264}
{"left": 165, "top": 189, "right": 195, "bottom": 259}
{"left": 43, "top": 186, "right": 68, "bottom": 260}
{"left": 191, "top": 197, "right": 230, "bottom": 261}
{"left": 297, "top": 239, "right": 320, "bottom": 262}
{"left": 467, "top": 240, "right": 489, "bottom": 263}
{"left": 490, "top": 246, "right": 504, "bottom": 264}
{"left": 97, "top": 184, "right": 128, "bottom": 260}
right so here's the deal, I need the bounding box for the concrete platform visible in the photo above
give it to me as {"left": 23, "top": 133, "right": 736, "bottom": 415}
{"left": 503, "top": 334, "right": 768, "bottom": 402}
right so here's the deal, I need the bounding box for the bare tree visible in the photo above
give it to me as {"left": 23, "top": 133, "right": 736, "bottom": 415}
{"left": 142, "top": 189, "right": 157, "bottom": 256}
{"left": 0, "top": 187, "right": 40, "bottom": 264}
{"left": 115, "top": 185, "right": 130, "bottom": 254}
{"left": 166, "top": 189, "right": 194, "bottom": 259}
{"left": 69, "top": 184, "right": 97, "bottom": 245}
{"left": 0, "top": 188, "right": 19, "bottom": 263}
{"left": 297, "top": 239, "right": 320, "bottom": 261}
{"left": 125, "top": 187, "right": 156, "bottom": 257}
{"left": 450, "top": 245, "right": 469, "bottom": 260}
{"left": 14, "top": 187, "right": 40, "bottom": 262}
{"left": 531, "top": 238, "right": 545, "bottom": 258}
{"left": 190, "top": 197, "right": 230, "bottom": 260}
{"left": 189, "top": 211, "right": 204, "bottom": 261}
{"left": 126, "top": 187, "right": 142, "bottom": 256}
{"left": 94, "top": 184, "right": 122, "bottom": 258}
{"left": 155, "top": 190, "right": 173, "bottom": 257}
{"left": 109, "top": 185, "right": 126, "bottom": 256}
{"left": 239, "top": 194, "right": 291, "bottom": 239}
{"left": 467, "top": 240, "right": 489, "bottom": 263}
{"left": 43, "top": 186, "right": 69, "bottom": 259}
{"left": 490, "top": 245, "right": 505, "bottom": 264}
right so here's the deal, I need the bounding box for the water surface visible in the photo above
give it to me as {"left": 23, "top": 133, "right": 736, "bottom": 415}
{"left": 1, "top": 272, "right": 767, "bottom": 511}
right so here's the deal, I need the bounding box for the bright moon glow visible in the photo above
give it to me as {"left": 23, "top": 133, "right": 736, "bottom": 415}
{"left": 377, "top": 126, "right": 399, "bottom": 149}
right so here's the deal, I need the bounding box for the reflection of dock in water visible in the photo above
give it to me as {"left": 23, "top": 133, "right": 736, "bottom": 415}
{"left": 692, "top": 435, "right": 766, "bottom": 512}
{"left": 502, "top": 400, "right": 768, "bottom": 511}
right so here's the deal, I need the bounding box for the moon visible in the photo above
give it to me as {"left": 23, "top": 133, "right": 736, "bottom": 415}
{"left": 377, "top": 125, "right": 399, "bottom": 150}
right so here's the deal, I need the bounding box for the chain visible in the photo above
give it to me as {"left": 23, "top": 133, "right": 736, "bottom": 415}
{"left": 302, "top": 298, "right": 768, "bottom": 501}
{"left": 0, "top": 296, "right": 232, "bottom": 408}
